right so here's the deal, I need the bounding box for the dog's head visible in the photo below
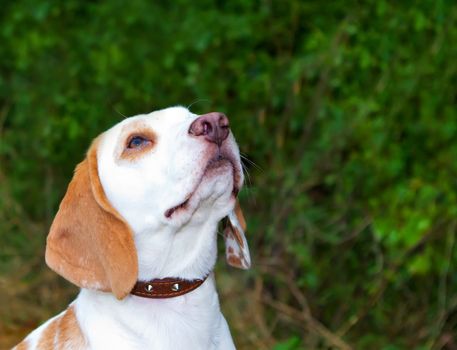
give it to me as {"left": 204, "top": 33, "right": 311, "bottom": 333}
{"left": 45, "top": 107, "right": 250, "bottom": 299}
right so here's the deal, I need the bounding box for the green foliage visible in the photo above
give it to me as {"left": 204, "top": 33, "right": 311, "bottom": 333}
{"left": 1, "top": 0, "right": 457, "bottom": 348}
{"left": 273, "top": 336, "right": 302, "bottom": 350}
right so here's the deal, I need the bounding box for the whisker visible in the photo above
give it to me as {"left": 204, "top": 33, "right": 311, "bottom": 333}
{"left": 114, "top": 108, "right": 129, "bottom": 120}
{"left": 241, "top": 161, "right": 252, "bottom": 188}
{"left": 240, "top": 161, "right": 257, "bottom": 206}
{"left": 187, "top": 99, "right": 212, "bottom": 111}
{"left": 240, "top": 153, "right": 262, "bottom": 171}
{"left": 239, "top": 159, "right": 257, "bottom": 205}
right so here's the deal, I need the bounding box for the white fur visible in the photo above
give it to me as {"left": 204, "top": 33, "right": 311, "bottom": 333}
{"left": 20, "top": 106, "right": 243, "bottom": 349}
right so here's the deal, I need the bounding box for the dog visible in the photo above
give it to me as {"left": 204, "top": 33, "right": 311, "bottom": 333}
{"left": 14, "top": 106, "right": 251, "bottom": 350}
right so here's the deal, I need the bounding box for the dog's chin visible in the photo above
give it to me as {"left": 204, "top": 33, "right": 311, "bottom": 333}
{"left": 164, "top": 159, "right": 238, "bottom": 222}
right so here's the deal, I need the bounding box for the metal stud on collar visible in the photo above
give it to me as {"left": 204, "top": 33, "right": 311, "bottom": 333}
{"left": 145, "top": 284, "right": 153, "bottom": 292}
{"left": 171, "top": 283, "right": 180, "bottom": 291}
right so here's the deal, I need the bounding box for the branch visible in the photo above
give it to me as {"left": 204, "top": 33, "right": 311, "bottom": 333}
{"left": 262, "top": 295, "right": 352, "bottom": 350}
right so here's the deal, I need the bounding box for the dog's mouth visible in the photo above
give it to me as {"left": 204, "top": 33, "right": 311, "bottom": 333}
{"left": 165, "top": 197, "right": 190, "bottom": 218}
{"left": 164, "top": 155, "right": 240, "bottom": 219}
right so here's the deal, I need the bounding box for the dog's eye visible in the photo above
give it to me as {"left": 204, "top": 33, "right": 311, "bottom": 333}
{"left": 127, "top": 136, "right": 149, "bottom": 149}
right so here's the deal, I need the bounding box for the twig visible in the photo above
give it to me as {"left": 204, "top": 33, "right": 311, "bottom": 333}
{"left": 252, "top": 277, "right": 276, "bottom": 348}
{"left": 431, "top": 220, "right": 457, "bottom": 347}
{"left": 259, "top": 265, "right": 352, "bottom": 349}
{"left": 262, "top": 295, "right": 352, "bottom": 350}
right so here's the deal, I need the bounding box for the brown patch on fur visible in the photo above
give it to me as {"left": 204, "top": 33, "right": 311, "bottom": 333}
{"left": 231, "top": 225, "right": 245, "bottom": 248}
{"left": 14, "top": 339, "right": 29, "bottom": 350}
{"left": 37, "top": 316, "right": 59, "bottom": 349}
{"left": 227, "top": 199, "right": 247, "bottom": 248}
{"left": 116, "top": 122, "right": 157, "bottom": 162}
{"left": 234, "top": 200, "right": 246, "bottom": 231}
{"left": 56, "top": 306, "right": 86, "bottom": 349}
{"left": 224, "top": 199, "right": 251, "bottom": 269}
{"left": 120, "top": 130, "right": 156, "bottom": 161}
{"left": 35, "top": 306, "right": 85, "bottom": 349}
{"left": 227, "top": 255, "right": 243, "bottom": 267}
{"left": 46, "top": 137, "right": 138, "bottom": 299}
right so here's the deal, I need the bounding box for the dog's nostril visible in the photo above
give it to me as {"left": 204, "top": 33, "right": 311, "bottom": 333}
{"left": 202, "top": 121, "right": 212, "bottom": 135}
{"left": 219, "top": 116, "right": 229, "bottom": 128}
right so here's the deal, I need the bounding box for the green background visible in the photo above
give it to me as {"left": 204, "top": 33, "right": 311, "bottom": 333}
{"left": 1, "top": 1, "right": 456, "bottom": 349}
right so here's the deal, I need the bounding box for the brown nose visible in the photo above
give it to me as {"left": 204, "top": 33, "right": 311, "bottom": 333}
{"left": 188, "top": 112, "right": 230, "bottom": 146}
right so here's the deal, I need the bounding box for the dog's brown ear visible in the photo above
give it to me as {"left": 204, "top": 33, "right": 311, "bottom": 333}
{"left": 224, "top": 200, "right": 251, "bottom": 269}
{"left": 45, "top": 138, "right": 138, "bottom": 300}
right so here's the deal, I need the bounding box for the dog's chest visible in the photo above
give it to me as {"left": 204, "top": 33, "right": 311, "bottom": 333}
{"left": 75, "top": 285, "right": 224, "bottom": 350}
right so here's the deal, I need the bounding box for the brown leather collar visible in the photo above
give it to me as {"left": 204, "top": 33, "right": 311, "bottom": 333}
{"left": 130, "top": 275, "right": 208, "bottom": 299}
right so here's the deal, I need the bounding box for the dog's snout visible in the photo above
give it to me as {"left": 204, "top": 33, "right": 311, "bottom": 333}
{"left": 188, "top": 112, "right": 230, "bottom": 146}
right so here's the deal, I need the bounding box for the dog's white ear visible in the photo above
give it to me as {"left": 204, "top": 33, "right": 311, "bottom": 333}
{"left": 45, "top": 138, "right": 138, "bottom": 300}
{"left": 224, "top": 200, "right": 251, "bottom": 269}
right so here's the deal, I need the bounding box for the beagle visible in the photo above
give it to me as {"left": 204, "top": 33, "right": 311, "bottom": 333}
{"left": 14, "top": 107, "right": 251, "bottom": 350}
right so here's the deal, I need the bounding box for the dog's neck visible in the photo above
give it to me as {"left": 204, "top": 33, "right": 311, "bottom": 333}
{"left": 134, "top": 217, "right": 219, "bottom": 282}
